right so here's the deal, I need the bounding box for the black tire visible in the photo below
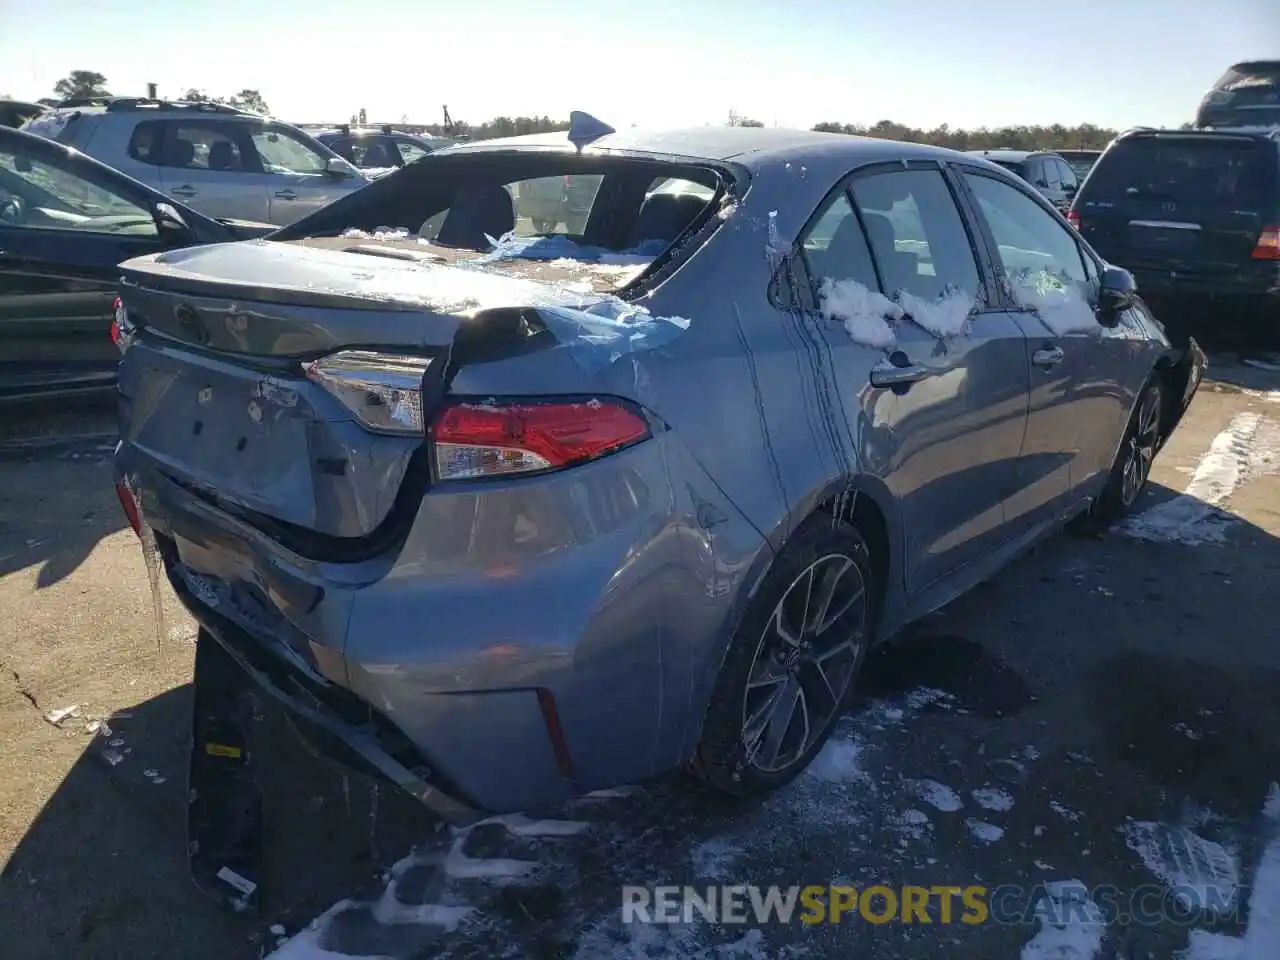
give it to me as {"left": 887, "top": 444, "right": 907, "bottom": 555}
{"left": 689, "top": 513, "right": 877, "bottom": 796}
{"left": 1092, "top": 377, "right": 1164, "bottom": 524}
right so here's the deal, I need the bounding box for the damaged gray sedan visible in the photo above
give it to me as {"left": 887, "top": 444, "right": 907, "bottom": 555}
{"left": 111, "top": 123, "right": 1205, "bottom": 854}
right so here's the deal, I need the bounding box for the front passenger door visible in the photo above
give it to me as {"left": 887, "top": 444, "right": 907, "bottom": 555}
{"left": 0, "top": 138, "right": 168, "bottom": 400}
{"left": 957, "top": 168, "right": 1131, "bottom": 531}
{"left": 249, "top": 125, "right": 360, "bottom": 224}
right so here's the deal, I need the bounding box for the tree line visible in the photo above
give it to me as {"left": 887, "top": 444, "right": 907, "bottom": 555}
{"left": 46, "top": 70, "right": 1157, "bottom": 149}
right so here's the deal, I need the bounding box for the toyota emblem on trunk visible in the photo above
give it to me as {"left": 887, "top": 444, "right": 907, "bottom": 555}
{"left": 1161, "top": 201, "right": 1177, "bottom": 214}
{"left": 174, "top": 303, "right": 210, "bottom": 345}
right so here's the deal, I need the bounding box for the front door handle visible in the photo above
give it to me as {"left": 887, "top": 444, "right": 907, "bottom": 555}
{"left": 870, "top": 361, "right": 932, "bottom": 388}
{"left": 274, "top": 190, "right": 298, "bottom": 201}
{"left": 170, "top": 185, "right": 196, "bottom": 198}
{"left": 1032, "top": 346, "right": 1065, "bottom": 368}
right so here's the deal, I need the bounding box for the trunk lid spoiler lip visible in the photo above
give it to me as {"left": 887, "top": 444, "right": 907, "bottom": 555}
{"left": 118, "top": 240, "right": 692, "bottom": 374}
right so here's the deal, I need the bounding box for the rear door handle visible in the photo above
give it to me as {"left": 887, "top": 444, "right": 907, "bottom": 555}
{"left": 870, "top": 362, "right": 932, "bottom": 388}
{"left": 274, "top": 190, "right": 297, "bottom": 200}
{"left": 170, "top": 185, "right": 197, "bottom": 199}
{"left": 1032, "top": 346, "right": 1065, "bottom": 368}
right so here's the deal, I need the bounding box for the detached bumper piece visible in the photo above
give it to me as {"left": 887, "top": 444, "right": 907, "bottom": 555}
{"left": 189, "top": 632, "right": 263, "bottom": 914}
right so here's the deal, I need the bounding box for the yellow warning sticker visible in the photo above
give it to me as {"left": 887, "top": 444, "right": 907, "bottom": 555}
{"left": 205, "top": 743, "right": 242, "bottom": 758}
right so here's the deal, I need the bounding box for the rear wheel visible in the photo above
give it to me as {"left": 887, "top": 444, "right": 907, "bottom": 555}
{"left": 1093, "top": 378, "right": 1164, "bottom": 523}
{"left": 690, "top": 514, "right": 875, "bottom": 796}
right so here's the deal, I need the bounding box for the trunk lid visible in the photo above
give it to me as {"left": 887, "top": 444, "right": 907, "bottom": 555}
{"left": 1076, "top": 134, "right": 1279, "bottom": 279}
{"left": 116, "top": 239, "right": 618, "bottom": 548}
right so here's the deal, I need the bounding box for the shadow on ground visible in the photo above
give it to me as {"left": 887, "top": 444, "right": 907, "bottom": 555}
{"left": 0, "top": 681, "right": 442, "bottom": 960}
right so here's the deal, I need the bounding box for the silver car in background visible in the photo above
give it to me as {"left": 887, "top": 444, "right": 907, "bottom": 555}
{"left": 23, "top": 97, "right": 368, "bottom": 225}
{"left": 111, "top": 126, "right": 1204, "bottom": 821}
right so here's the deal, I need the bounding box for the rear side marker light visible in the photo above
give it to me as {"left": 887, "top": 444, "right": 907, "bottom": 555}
{"left": 432, "top": 399, "right": 650, "bottom": 480}
{"left": 115, "top": 481, "right": 141, "bottom": 536}
{"left": 111, "top": 297, "right": 135, "bottom": 353}
{"left": 1252, "top": 225, "right": 1280, "bottom": 261}
{"left": 304, "top": 350, "right": 434, "bottom": 435}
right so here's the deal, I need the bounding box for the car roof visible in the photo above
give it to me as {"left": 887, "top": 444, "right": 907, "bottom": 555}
{"left": 964, "top": 148, "right": 1046, "bottom": 162}
{"left": 446, "top": 125, "right": 985, "bottom": 172}
{"left": 1116, "top": 126, "right": 1280, "bottom": 145}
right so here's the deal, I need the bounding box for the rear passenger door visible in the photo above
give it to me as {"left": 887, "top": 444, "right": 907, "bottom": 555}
{"left": 805, "top": 164, "right": 1031, "bottom": 592}
{"left": 145, "top": 120, "right": 271, "bottom": 222}
{"left": 955, "top": 166, "right": 1134, "bottom": 530}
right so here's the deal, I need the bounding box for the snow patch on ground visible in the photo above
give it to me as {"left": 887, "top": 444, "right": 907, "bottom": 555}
{"left": 1050, "top": 801, "right": 1082, "bottom": 823}
{"left": 1007, "top": 269, "right": 1099, "bottom": 336}
{"left": 1121, "top": 413, "right": 1279, "bottom": 545}
{"left": 911, "top": 779, "right": 964, "bottom": 813}
{"left": 805, "top": 734, "right": 867, "bottom": 783}
{"left": 972, "top": 787, "right": 1016, "bottom": 813}
{"left": 966, "top": 819, "right": 1005, "bottom": 844}
{"left": 1020, "top": 880, "right": 1105, "bottom": 960}
{"left": 691, "top": 837, "right": 743, "bottom": 880}
{"left": 1180, "top": 784, "right": 1280, "bottom": 960}
{"left": 1124, "top": 821, "right": 1241, "bottom": 917}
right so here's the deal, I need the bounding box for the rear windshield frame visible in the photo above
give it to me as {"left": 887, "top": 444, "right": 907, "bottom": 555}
{"left": 270, "top": 148, "right": 746, "bottom": 297}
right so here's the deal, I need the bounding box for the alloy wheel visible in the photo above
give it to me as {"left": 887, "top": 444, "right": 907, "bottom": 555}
{"left": 740, "top": 552, "right": 868, "bottom": 773}
{"left": 1121, "top": 386, "right": 1162, "bottom": 507}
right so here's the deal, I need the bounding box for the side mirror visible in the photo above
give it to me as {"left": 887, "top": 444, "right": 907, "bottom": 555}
{"left": 1098, "top": 264, "right": 1136, "bottom": 317}
{"left": 324, "top": 156, "right": 356, "bottom": 178}
{"left": 154, "top": 202, "right": 192, "bottom": 244}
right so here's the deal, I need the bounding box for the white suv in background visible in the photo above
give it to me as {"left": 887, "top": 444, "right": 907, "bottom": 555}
{"left": 22, "top": 98, "right": 370, "bottom": 226}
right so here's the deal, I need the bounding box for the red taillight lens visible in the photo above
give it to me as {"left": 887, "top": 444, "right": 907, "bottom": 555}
{"left": 110, "top": 297, "right": 122, "bottom": 346}
{"left": 1252, "top": 225, "right": 1280, "bottom": 261}
{"left": 431, "top": 399, "right": 650, "bottom": 480}
{"left": 1066, "top": 209, "right": 1081, "bottom": 231}
{"left": 111, "top": 297, "right": 134, "bottom": 353}
{"left": 115, "top": 481, "right": 141, "bottom": 536}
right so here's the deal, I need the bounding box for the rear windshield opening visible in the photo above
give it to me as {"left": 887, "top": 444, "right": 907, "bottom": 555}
{"left": 1084, "top": 138, "right": 1276, "bottom": 206}
{"left": 285, "top": 153, "right": 729, "bottom": 294}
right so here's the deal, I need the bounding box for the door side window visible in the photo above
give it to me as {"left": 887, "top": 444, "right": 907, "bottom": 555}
{"left": 963, "top": 171, "right": 1093, "bottom": 309}
{"left": 1041, "top": 158, "right": 1062, "bottom": 190}
{"left": 250, "top": 126, "right": 329, "bottom": 175}
{"left": 1056, "top": 159, "right": 1078, "bottom": 192}
{"left": 849, "top": 169, "right": 982, "bottom": 302}
{"left": 800, "top": 191, "right": 880, "bottom": 290}
{"left": 158, "top": 122, "right": 249, "bottom": 172}
{"left": 395, "top": 139, "right": 430, "bottom": 165}
{"left": 0, "top": 145, "right": 157, "bottom": 236}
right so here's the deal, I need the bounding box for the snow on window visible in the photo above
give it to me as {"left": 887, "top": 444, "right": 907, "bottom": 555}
{"left": 340, "top": 226, "right": 412, "bottom": 240}
{"left": 898, "top": 288, "right": 975, "bottom": 339}
{"left": 818, "top": 278, "right": 904, "bottom": 350}
{"left": 478, "top": 232, "right": 664, "bottom": 265}
{"left": 1007, "top": 268, "right": 1099, "bottom": 336}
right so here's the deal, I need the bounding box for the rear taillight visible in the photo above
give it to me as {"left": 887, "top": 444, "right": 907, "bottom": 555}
{"left": 1252, "top": 225, "right": 1280, "bottom": 261}
{"left": 431, "top": 399, "right": 650, "bottom": 480}
{"left": 304, "top": 350, "right": 434, "bottom": 435}
{"left": 1066, "top": 209, "right": 1081, "bottom": 231}
{"left": 115, "top": 481, "right": 141, "bottom": 536}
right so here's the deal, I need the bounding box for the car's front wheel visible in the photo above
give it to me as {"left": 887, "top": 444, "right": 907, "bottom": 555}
{"left": 690, "top": 514, "right": 875, "bottom": 796}
{"left": 1093, "top": 377, "right": 1164, "bottom": 522}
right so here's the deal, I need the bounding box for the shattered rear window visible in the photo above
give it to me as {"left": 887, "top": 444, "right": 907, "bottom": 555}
{"left": 319, "top": 159, "right": 726, "bottom": 294}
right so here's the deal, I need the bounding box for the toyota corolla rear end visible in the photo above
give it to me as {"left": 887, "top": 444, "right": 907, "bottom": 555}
{"left": 112, "top": 228, "right": 753, "bottom": 818}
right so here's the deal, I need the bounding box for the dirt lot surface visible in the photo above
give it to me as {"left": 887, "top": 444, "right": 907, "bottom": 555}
{"left": 1, "top": 356, "right": 1278, "bottom": 959}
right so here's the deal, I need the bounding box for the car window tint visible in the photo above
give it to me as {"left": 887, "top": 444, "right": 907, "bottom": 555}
{"left": 800, "top": 191, "right": 879, "bottom": 290}
{"left": 964, "top": 172, "right": 1091, "bottom": 299}
{"left": 0, "top": 146, "right": 157, "bottom": 237}
{"left": 1042, "top": 159, "right": 1062, "bottom": 189}
{"left": 850, "top": 169, "right": 981, "bottom": 301}
{"left": 162, "top": 123, "right": 246, "bottom": 172}
{"left": 509, "top": 175, "right": 603, "bottom": 235}
{"left": 1081, "top": 137, "right": 1275, "bottom": 206}
{"left": 326, "top": 137, "right": 358, "bottom": 163}
{"left": 251, "top": 127, "right": 328, "bottom": 175}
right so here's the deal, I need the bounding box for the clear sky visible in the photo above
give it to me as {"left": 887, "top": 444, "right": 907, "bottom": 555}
{"left": 0, "top": 0, "right": 1276, "bottom": 131}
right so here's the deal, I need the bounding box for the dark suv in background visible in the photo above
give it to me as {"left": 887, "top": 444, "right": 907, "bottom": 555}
{"left": 965, "top": 149, "right": 1079, "bottom": 212}
{"left": 1195, "top": 61, "right": 1280, "bottom": 129}
{"left": 1069, "top": 127, "right": 1280, "bottom": 346}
